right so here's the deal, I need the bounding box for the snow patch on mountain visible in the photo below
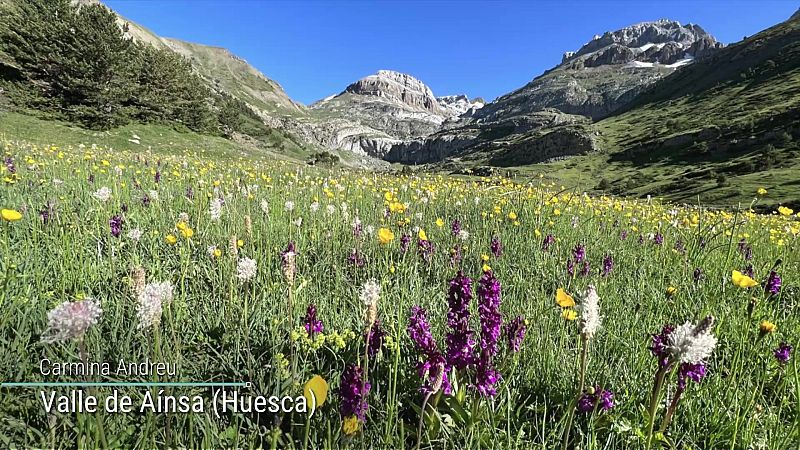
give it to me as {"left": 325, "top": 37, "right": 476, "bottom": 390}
{"left": 437, "top": 95, "right": 485, "bottom": 117}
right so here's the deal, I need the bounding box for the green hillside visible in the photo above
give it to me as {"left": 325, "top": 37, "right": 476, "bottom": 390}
{"left": 0, "top": 111, "right": 307, "bottom": 162}
{"left": 467, "top": 13, "right": 800, "bottom": 210}
{"left": 0, "top": 0, "right": 312, "bottom": 159}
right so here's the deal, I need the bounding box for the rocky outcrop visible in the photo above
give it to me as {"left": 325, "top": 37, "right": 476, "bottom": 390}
{"left": 487, "top": 127, "right": 598, "bottom": 166}
{"left": 385, "top": 131, "right": 481, "bottom": 164}
{"left": 384, "top": 109, "right": 591, "bottom": 164}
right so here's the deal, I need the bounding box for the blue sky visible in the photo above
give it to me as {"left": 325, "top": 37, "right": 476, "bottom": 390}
{"left": 105, "top": 0, "right": 797, "bottom": 105}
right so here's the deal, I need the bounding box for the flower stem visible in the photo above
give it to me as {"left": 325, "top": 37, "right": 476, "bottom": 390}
{"left": 578, "top": 334, "right": 589, "bottom": 393}
{"left": 659, "top": 388, "right": 683, "bottom": 434}
{"left": 559, "top": 394, "right": 579, "bottom": 450}
{"left": 415, "top": 391, "right": 433, "bottom": 450}
{"left": 646, "top": 366, "right": 669, "bottom": 450}
{"left": 79, "top": 340, "right": 109, "bottom": 448}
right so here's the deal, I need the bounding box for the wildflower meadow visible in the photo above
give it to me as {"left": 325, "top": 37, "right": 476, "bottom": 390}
{"left": 0, "top": 140, "right": 798, "bottom": 449}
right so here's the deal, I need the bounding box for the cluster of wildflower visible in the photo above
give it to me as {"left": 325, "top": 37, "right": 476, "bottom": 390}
{"left": 281, "top": 241, "right": 297, "bottom": 284}
{"left": 365, "top": 321, "right": 386, "bottom": 358}
{"left": 340, "top": 364, "right": 370, "bottom": 423}
{"left": 109, "top": 215, "right": 123, "bottom": 238}
{"left": 407, "top": 306, "right": 451, "bottom": 394}
{"left": 577, "top": 386, "right": 614, "bottom": 413}
{"left": 450, "top": 219, "right": 461, "bottom": 236}
{"left": 272, "top": 353, "right": 290, "bottom": 379}
{"left": 348, "top": 249, "right": 365, "bottom": 267}
{"left": 445, "top": 271, "right": 475, "bottom": 370}
{"left": 41, "top": 299, "right": 103, "bottom": 343}
{"left": 601, "top": 255, "right": 613, "bottom": 277}
{"left": 651, "top": 317, "right": 717, "bottom": 394}
{"left": 290, "top": 323, "right": 355, "bottom": 353}
{"left": 774, "top": 342, "right": 792, "bottom": 363}
{"left": 474, "top": 271, "right": 503, "bottom": 397}
{"left": 765, "top": 271, "right": 781, "bottom": 295}
{"left": 136, "top": 282, "right": 174, "bottom": 329}
{"left": 417, "top": 238, "right": 435, "bottom": 262}
{"left": 408, "top": 269, "right": 524, "bottom": 398}
{"left": 303, "top": 304, "right": 324, "bottom": 337}
{"left": 400, "top": 234, "right": 411, "bottom": 253}
{"left": 236, "top": 257, "right": 257, "bottom": 282}
{"left": 502, "top": 316, "right": 527, "bottom": 353}
{"left": 490, "top": 236, "right": 503, "bottom": 257}
{"left": 577, "top": 285, "right": 601, "bottom": 339}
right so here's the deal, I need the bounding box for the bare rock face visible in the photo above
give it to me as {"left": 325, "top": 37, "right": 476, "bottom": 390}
{"left": 566, "top": 20, "right": 715, "bottom": 62}
{"left": 476, "top": 19, "right": 723, "bottom": 122}
{"left": 344, "top": 70, "right": 445, "bottom": 114}
{"left": 384, "top": 109, "right": 591, "bottom": 164}
{"left": 309, "top": 70, "right": 482, "bottom": 156}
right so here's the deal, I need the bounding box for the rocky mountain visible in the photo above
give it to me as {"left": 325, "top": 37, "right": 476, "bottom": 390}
{"left": 438, "top": 12, "right": 800, "bottom": 208}
{"left": 475, "top": 19, "right": 722, "bottom": 122}
{"left": 382, "top": 19, "right": 726, "bottom": 166}
{"left": 309, "top": 70, "right": 482, "bottom": 156}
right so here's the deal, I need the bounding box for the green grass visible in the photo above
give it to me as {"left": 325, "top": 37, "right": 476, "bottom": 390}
{"left": 167, "top": 39, "right": 308, "bottom": 118}
{"left": 0, "top": 136, "right": 798, "bottom": 448}
{"left": 0, "top": 111, "right": 315, "bottom": 163}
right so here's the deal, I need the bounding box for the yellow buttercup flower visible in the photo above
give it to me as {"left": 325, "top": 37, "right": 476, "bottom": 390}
{"left": 237, "top": 239, "right": 244, "bottom": 248}
{"left": 482, "top": 264, "right": 492, "bottom": 273}
{"left": 481, "top": 254, "right": 490, "bottom": 262}
{"left": 562, "top": 309, "right": 577, "bottom": 321}
{"left": 555, "top": 288, "right": 575, "bottom": 308}
{"left": 343, "top": 415, "right": 360, "bottom": 435}
{"left": 213, "top": 248, "right": 222, "bottom": 258}
{"left": 757, "top": 187, "right": 767, "bottom": 196}
{"left": 1, "top": 209, "right": 22, "bottom": 222}
{"left": 180, "top": 227, "right": 194, "bottom": 238}
{"left": 378, "top": 227, "right": 394, "bottom": 245}
{"left": 389, "top": 202, "right": 405, "bottom": 213}
{"left": 303, "top": 375, "right": 328, "bottom": 411}
{"left": 507, "top": 211, "right": 517, "bottom": 220}
{"left": 165, "top": 234, "right": 177, "bottom": 245}
{"left": 777, "top": 206, "right": 793, "bottom": 216}
{"left": 732, "top": 270, "right": 758, "bottom": 288}
{"left": 418, "top": 229, "right": 427, "bottom": 241}
{"left": 666, "top": 286, "right": 677, "bottom": 296}
{"left": 435, "top": 218, "right": 444, "bottom": 227}
{"left": 759, "top": 320, "right": 776, "bottom": 335}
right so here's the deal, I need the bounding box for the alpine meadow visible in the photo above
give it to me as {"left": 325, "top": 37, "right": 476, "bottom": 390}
{"left": 0, "top": 1, "right": 799, "bottom": 449}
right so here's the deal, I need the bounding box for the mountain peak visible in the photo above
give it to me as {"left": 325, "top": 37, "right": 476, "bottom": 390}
{"left": 559, "top": 18, "right": 722, "bottom": 69}
{"left": 342, "top": 70, "right": 443, "bottom": 114}
{"left": 436, "top": 94, "right": 485, "bottom": 116}
{"left": 563, "top": 18, "right": 720, "bottom": 66}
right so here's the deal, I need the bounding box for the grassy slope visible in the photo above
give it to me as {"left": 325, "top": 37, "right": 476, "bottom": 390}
{"left": 489, "top": 15, "right": 800, "bottom": 209}
{"left": 163, "top": 38, "right": 306, "bottom": 117}
{"left": 0, "top": 111, "right": 308, "bottom": 162}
